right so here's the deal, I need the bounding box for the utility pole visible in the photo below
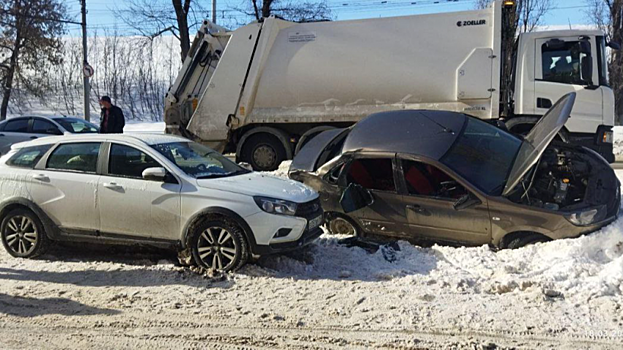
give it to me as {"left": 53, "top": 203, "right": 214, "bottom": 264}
{"left": 212, "top": 0, "right": 216, "bottom": 23}
{"left": 81, "top": 0, "right": 91, "bottom": 121}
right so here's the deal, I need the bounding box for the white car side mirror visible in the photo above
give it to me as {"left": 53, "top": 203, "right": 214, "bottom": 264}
{"left": 142, "top": 167, "right": 167, "bottom": 181}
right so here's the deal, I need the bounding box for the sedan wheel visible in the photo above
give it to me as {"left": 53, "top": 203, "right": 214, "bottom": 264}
{"left": 190, "top": 219, "right": 249, "bottom": 272}
{"left": 1, "top": 209, "right": 48, "bottom": 258}
{"left": 329, "top": 216, "right": 357, "bottom": 236}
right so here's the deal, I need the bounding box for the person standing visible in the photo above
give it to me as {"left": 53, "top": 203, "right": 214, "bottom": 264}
{"left": 99, "top": 96, "right": 125, "bottom": 133}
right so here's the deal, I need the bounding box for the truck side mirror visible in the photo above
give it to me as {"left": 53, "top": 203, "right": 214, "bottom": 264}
{"left": 608, "top": 41, "right": 621, "bottom": 50}
{"left": 581, "top": 55, "right": 593, "bottom": 86}
{"left": 340, "top": 183, "right": 374, "bottom": 213}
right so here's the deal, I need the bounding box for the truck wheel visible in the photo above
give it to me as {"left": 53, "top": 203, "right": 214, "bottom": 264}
{"left": 242, "top": 134, "right": 286, "bottom": 171}
{"left": 1, "top": 208, "right": 49, "bottom": 258}
{"left": 189, "top": 218, "right": 249, "bottom": 272}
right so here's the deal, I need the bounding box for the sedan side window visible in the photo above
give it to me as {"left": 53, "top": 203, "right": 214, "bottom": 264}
{"left": 345, "top": 158, "right": 396, "bottom": 192}
{"left": 4, "top": 119, "right": 29, "bottom": 133}
{"left": 109, "top": 144, "right": 161, "bottom": 179}
{"left": 47, "top": 143, "right": 100, "bottom": 173}
{"left": 402, "top": 160, "right": 467, "bottom": 200}
{"left": 32, "top": 119, "right": 61, "bottom": 135}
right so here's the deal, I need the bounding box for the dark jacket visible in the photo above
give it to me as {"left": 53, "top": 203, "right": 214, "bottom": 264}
{"left": 100, "top": 105, "right": 125, "bottom": 133}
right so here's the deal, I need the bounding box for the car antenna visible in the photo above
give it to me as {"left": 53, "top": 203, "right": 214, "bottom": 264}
{"left": 419, "top": 111, "right": 454, "bottom": 134}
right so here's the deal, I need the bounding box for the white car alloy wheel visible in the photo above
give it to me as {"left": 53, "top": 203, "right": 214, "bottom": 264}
{"left": 1, "top": 209, "right": 47, "bottom": 258}
{"left": 190, "top": 219, "right": 248, "bottom": 272}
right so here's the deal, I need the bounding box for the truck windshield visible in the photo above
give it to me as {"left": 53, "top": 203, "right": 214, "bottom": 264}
{"left": 151, "top": 142, "right": 249, "bottom": 179}
{"left": 441, "top": 118, "right": 522, "bottom": 195}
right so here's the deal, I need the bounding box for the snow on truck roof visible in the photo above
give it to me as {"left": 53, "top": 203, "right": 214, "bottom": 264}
{"left": 11, "top": 133, "right": 189, "bottom": 149}
{"left": 342, "top": 110, "right": 465, "bottom": 161}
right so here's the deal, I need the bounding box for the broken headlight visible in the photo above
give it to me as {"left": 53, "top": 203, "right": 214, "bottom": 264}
{"left": 565, "top": 205, "right": 607, "bottom": 226}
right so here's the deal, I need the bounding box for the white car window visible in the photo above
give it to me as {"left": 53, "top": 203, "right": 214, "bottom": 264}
{"left": 108, "top": 144, "right": 161, "bottom": 179}
{"left": 6, "top": 145, "right": 52, "bottom": 168}
{"left": 47, "top": 143, "right": 101, "bottom": 173}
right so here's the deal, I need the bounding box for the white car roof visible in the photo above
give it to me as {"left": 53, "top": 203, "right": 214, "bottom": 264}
{"left": 11, "top": 133, "right": 189, "bottom": 150}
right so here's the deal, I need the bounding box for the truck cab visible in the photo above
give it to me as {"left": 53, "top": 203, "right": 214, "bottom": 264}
{"left": 511, "top": 30, "right": 614, "bottom": 161}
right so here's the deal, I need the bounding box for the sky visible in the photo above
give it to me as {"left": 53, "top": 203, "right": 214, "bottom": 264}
{"left": 64, "top": 0, "right": 594, "bottom": 37}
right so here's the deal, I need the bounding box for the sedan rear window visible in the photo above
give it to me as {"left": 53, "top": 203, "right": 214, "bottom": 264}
{"left": 7, "top": 145, "right": 51, "bottom": 168}
{"left": 4, "top": 119, "right": 29, "bottom": 133}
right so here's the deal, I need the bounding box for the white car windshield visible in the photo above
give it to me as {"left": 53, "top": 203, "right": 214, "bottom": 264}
{"left": 151, "top": 142, "right": 249, "bottom": 179}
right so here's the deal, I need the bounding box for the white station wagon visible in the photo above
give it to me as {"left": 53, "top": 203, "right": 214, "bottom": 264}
{"left": 0, "top": 134, "right": 323, "bottom": 271}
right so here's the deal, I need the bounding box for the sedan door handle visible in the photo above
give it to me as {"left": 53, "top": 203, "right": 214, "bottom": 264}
{"left": 103, "top": 182, "right": 122, "bottom": 190}
{"left": 32, "top": 174, "right": 49, "bottom": 181}
{"left": 0, "top": 133, "right": 4, "bottom": 136}
{"left": 407, "top": 204, "right": 430, "bottom": 215}
{"left": 29, "top": 136, "right": 37, "bottom": 139}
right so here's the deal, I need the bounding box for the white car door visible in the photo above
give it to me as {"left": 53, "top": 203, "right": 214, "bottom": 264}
{"left": 29, "top": 142, "right": 102, "bottom": 233}
{"left": 98, "top": 142, "right": 181, "bottom": 240}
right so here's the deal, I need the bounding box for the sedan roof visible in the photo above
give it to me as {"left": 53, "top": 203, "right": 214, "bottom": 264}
{"left": 342, "top": 110, "right": 465, "bottom": 160}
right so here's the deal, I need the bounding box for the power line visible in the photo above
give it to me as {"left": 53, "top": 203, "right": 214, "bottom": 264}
{"left": 0, "top": 9, "right": 81, "bottom": 25}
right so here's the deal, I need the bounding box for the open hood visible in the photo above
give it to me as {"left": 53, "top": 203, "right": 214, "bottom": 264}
{"left": 502, "top": 93, "right": 576, "bottom": 197}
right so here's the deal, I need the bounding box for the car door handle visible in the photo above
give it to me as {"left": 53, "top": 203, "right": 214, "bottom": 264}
{"left": 32, "top": 174, "right": 49, "bottom": 181}
{"left": 407, "top": 204, "right": 430, "bottom": 215}
{"left": 29, "top": 136, "right": 37, "bottom": 139}
{"left": 103, "top": 182, "right": 122, "bottom": 190}
{"left": 0, "top": 134, "right": 4, "bottom": 137}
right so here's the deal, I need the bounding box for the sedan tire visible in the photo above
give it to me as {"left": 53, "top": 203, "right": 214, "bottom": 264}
{"left": 1, "top": 208, "right": 49, "bottom": 258}
{"left": 506, "top": 233, "right": 549, "bottom": 249}
{"left": 190, "top": 218, "right": 249, "bottom": 272}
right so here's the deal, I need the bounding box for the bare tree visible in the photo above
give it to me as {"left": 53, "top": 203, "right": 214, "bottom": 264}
{"left": 587, "top": 0, "right": 623, "bottom": 123}
{"left": 246, "top": 0, "right": 332, "bottom": 22}
{"left": 0, "top": 0, "right": 66, "bottom": 120}
{"left": 114, "top": 0, "right": 208, "bottom": 60}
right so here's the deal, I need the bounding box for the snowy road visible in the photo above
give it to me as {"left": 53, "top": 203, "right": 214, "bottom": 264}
{"left": 0, "top": 165, "right": 621, "bottom": 349}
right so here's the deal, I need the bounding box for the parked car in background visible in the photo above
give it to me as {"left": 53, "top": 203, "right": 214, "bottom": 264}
{"left": 0, "top": 134, "right": 322, "bottom": 272}
{"left": 0, "top": 116, "right": 99, "bottom": 155}
{"left": 289, "top": 93, "right": 620, "bottom": 249}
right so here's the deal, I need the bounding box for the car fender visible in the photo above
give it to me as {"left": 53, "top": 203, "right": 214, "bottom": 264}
{"left": 0, "top": 197, "right": 60, "bottom": 240}
{"left": 180, "top": 206, "right": 257, "bottom": 250}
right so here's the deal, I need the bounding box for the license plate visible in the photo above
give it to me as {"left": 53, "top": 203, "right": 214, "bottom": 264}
{"left": 308, "top": 215, "right": 323, "bottom": 230}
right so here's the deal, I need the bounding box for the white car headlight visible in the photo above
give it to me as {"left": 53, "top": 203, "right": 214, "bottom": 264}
{"left": 565, "top": 206, "right": 606, "bottom": 226}
{"left": 254, "top": 197, "right": 298, "bottom": 216}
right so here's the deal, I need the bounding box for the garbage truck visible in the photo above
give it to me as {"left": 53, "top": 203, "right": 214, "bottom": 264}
{"left": 164, "top": 0, "right": 617, "bottom": 171}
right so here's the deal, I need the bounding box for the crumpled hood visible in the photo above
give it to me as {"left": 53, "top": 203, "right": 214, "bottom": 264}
{"left": 196, "top": 172, "right": 318, "bottom": 203}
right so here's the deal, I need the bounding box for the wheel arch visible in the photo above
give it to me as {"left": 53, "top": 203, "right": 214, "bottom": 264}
{"left": 0, "top": 198, "right": 59, "bottom": 239}
{"left": 236, "top": 127, "right": 293, "bottom": 161}
{"left": 181, "top": 207, "right": 258, "bottom": 251}
{"left": 498, "top": 230, "right": 552, "bottom": 249}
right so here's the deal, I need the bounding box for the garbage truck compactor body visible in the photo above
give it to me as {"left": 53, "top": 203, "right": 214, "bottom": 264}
{"left": 164, "top": 0, "right": 616, "bottom": 171}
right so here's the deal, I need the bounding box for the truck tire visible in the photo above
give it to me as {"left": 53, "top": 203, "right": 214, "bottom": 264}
{"left": 242, "top": 134, "right": 286, "bottom": 171}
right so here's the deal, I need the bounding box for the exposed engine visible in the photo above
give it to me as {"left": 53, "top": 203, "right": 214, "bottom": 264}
{"left": 509, "top": 143, "right": 610, "bottom": 211}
